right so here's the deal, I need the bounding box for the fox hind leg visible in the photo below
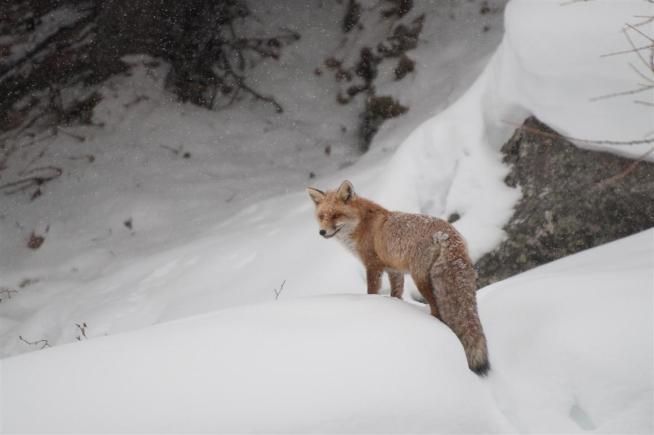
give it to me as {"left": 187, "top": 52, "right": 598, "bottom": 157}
{"left": 410, "top": 272, "right": 441, "bottom": 320}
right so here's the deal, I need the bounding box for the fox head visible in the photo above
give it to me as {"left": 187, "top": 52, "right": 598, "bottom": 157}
{"left": 306, "top": 180, "right": 360, "bottom": 239}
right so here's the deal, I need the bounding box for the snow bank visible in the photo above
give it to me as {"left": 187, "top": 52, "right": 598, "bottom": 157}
{"left": 499, "top": 0, "right": 653, "bottom": 148}
{"left": 373, "top": 0, "right": 654, "bottom": 260}
{"left": 2, "top": 230, "right": 651, "bottom": 433}
{"left": 482, "top": 229, "right": 654, "bottom": 433}
{"left": 0, "top": 296, "right": 508, "bottom": 433}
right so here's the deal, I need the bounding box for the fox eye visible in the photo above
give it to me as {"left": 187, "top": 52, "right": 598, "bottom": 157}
{"left": 333, "top": 213, "right": 343, "bottom": 220}
{"left": 318, "top": 213, "right": 325, "bottom": 220}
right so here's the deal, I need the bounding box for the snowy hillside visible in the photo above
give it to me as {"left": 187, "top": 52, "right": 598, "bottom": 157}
{"left": 1, "top": 0, "right": 653, "bottom": 431}
{"left": 0, "top": 0, "right": 507, "bottom": 357}
{"left": 2, "top": 230, "right": 652, "bottom": 432}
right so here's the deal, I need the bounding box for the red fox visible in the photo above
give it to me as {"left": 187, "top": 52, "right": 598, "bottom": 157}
{"left": 307, "top": 180, "right": 490, "bottom": 376}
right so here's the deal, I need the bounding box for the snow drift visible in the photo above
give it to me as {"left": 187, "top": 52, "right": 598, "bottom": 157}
{"left": 1, "top": 0, "right": 653, "bottom": 432}
{"left": 1, "top": 230, "right": 652, "bottom": 432}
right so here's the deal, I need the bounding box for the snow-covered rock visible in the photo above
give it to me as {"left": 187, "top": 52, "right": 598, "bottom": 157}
{"left": 476, "top": 116, "right": 654, "bottom": 287}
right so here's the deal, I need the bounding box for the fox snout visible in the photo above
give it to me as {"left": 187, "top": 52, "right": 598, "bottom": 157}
{"left": 319, "top": 225, "right": 344, "bottom": 239}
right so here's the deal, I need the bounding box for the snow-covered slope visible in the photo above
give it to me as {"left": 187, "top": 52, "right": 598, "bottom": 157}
{"left": 2, "top": 230, "right": 651, "bottom": 433}
{"left": 1, "top": 0, "right": 652, "bottom": 431}
{"left": 0, "top": 0, "right": 507, "bottom": 357}
{"left": 0, "top": 0, "right": 649, "bottom": 359}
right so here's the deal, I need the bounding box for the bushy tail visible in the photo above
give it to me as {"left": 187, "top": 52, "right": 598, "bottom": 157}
{"left": 460, "top": 328, "right": 490, "bottom": 376}
{"left": 430, "top": 248, "right": 490, "bottom": 376}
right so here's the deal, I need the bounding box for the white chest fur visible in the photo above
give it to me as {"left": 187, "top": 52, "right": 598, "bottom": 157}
{"left": 335, "top": 225, "right": 359, "bottom": 258}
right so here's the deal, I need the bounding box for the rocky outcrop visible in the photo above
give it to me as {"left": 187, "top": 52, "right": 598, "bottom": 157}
{"left": 475, "top": 117, "right": 654, "bottom": 288}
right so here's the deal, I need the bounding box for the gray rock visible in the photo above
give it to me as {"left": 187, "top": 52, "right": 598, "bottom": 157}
{"left": 475, "top": 117, "right": 654, "bottom": 288}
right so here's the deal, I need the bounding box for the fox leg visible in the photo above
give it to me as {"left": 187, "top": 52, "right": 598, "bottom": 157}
{"left": 410, "top": 272, "right": 441, "bottom": 320}
{"left": 387, "top": 270, "right": 404, "bottom": 299}
{"left": 366, "top": 267, "right": 383, "bottom": 295}
{"left": 430, "top": 259, "right": 490, "bottom": 376}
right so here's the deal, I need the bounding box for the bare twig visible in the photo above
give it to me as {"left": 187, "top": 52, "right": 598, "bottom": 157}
{"left": 19, "top": 335, "right": 51, "bottom": 349}
{"left": 626, "top": 23, "right": 654, "bottom": 44}
{"left": 75, "top": 322, "right": 88, "bottom": 340}
{"left": 628, "top": 62, "right": 654, "bottom": 84}
{"left": 594, "top": 11, "right": 654, "bottom": 105}
{"left": 632, "top": 15, "right": 654, "bottom": 27}
{"left": 600, "top": 44, "right": 652, "bottom": 58}
{"left": 623, "top": 24, "right": 653, "bottom": 74}
{"left": 238, "top": 78, "right": 284, "bottom": 113}
{"left": 18, "top": 147, "right": 47, "bottom": 176}
{"left": 0, "top": 166, "right": 62, "bottom": 195}
{"left": 504, "top": 120, "right": 654, "bottom": 146}
{"left": 273, "top": 280, "right": 286, "bottom": 300}
{"left": 595, "top": 145, "right": 654, "bottom": 188}
{"left": 56, "top": 127, "right": 86, "bottom": 142}
{"left": 590, "top": 84, "right": 654, "bottom": 102}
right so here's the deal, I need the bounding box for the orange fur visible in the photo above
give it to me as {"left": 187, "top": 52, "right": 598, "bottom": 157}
{"left": 307, "top": 180, "right": 490, "bottom": 375}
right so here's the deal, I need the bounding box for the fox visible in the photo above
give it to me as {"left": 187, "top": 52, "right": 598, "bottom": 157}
{"left": 307, "top": 180, "right": 490, "bottom": 376}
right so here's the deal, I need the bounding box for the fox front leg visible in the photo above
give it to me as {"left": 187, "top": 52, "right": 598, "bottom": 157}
{"left": 387, "top": 270, "right": 404, "bottom": 299}
{"left": 366, "top": 267, "right": 383, "bottom": 295}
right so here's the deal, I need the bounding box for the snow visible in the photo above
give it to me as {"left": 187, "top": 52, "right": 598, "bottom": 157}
{"left": 483, "top": 230, "right": 654, "bottom": 432}
{"left": 2, "top": 230, "right": 652, "bottom": 432}
{"left": 1, "top": 0, "right": 653, "bottom": 431}
{"left": 499, "top": 0, "right": 654, "bottom": 150}
{"left": 0, "top": 0, "right": 507, "bottom": 355}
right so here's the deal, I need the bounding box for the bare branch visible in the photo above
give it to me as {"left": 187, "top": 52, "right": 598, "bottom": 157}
{"left": 628, "top": 62, "right": 654, "bottom": 85}
{"left": 590, "top": 84, "right": 654, "bottom": 102}
{"left": 600, "top": 44, "right": 652, "bottom": 58}
{"left": 595, "top": 145, "right": 654, "bottom": 188}
{"left": 626, "top": 23, "right": 654, "bottom": 44}
{"left": 623, "top": 24, "right": 654, "bottom": 72}
{"left": 631, "top": 15, "right": 654, "bottom": 27}
{"left": 0, "top": 166, "right": 63, "bottom": 196}
{"left": 504, "top": 120, "right": 654, "bottom": 146}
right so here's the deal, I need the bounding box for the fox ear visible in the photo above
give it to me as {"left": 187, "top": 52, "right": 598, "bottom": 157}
{"left": 337, "top": 180, "right": 355, "bottom": 202}
{"left": 307, "top": 187, "right": 325, "bottom": 205}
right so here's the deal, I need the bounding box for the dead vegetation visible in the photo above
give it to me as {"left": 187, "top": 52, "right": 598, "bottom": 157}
{"left": 0, "top": 165, "right": 63, "bottom": 200}
{"left": 0, "top": 0, "right": 300, "bottom": 142}
{"left": 0, "top": 287, "right": 18, "bottom": 302}
{"left": 323, "top": 1, "right": 424, "bottom": 151}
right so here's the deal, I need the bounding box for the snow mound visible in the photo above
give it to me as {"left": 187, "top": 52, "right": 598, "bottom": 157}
{"left": 483, "top": 229, "right": 654, "bottom": 433}
{"left": 2, "top": 230, "right": 652, "bottom": 433}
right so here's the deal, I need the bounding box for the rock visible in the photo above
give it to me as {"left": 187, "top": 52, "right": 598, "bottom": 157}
{"left": 475, "top": 117, "right": 654, "bottom": 288}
